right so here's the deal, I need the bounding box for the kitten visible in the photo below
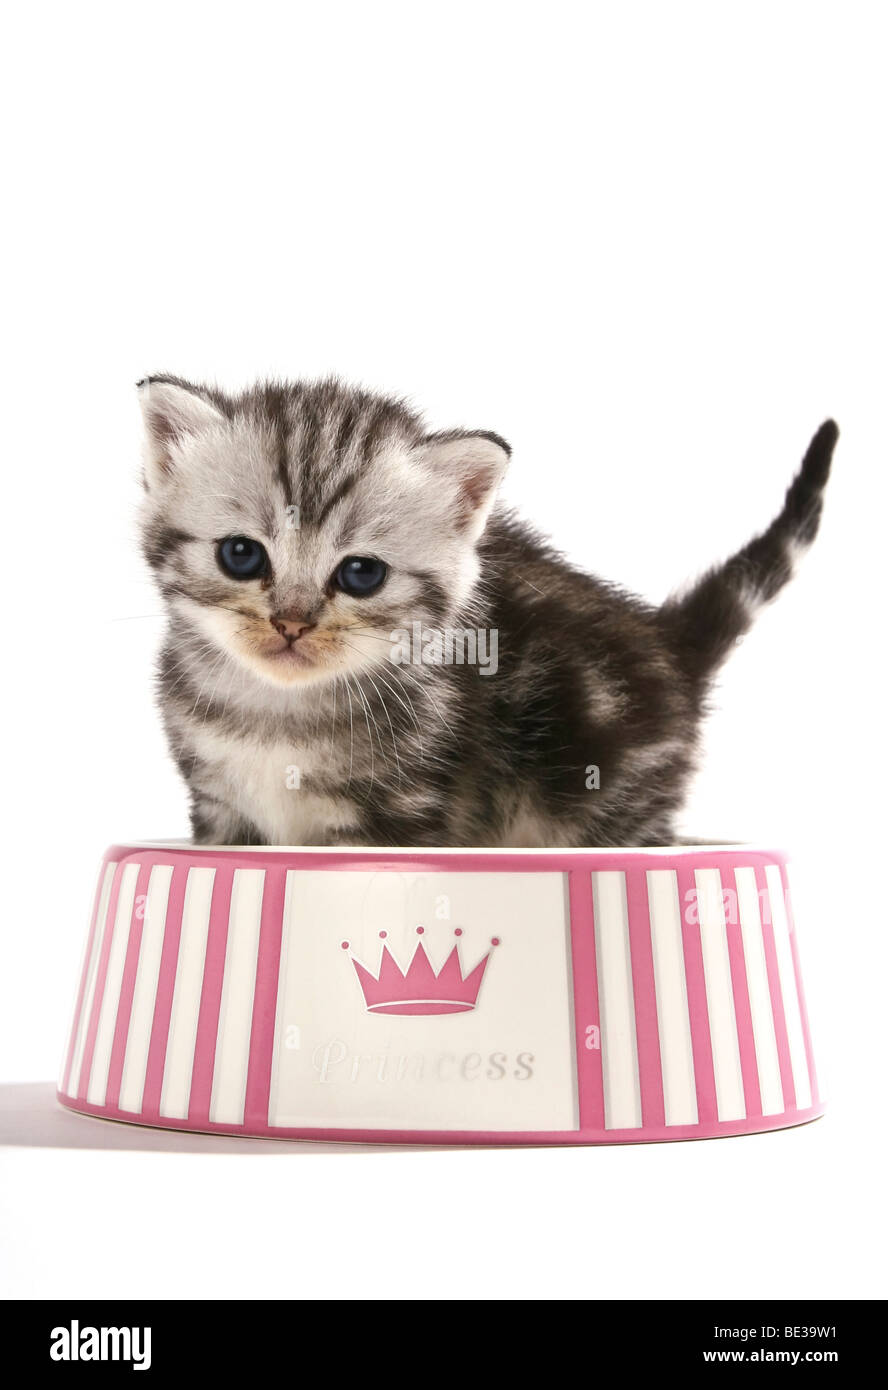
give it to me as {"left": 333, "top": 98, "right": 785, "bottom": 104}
{"left": 137, "top": 375, "right": 837, "bottom": 848}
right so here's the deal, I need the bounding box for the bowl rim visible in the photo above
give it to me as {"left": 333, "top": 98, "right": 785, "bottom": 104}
{"left": 105, "top": 838, "right": 789, "bottom": 858}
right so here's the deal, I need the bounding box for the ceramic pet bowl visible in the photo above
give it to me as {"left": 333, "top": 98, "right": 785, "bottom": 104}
{"left": 57, "top": 842, "right": 823, "bottom": 1144}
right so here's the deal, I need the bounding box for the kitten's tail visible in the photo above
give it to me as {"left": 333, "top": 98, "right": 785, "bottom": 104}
{"left": 660, "top": 419, "right": 839, "bottom": 683}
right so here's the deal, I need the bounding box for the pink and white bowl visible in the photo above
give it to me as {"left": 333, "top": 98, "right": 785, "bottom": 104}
{"left": 57, "top": 842, "right": 823, "bottom": 1145}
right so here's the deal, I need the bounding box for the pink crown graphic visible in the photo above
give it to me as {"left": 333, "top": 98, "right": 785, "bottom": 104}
{"left": 341, "top": 926, "right": 500, "bottom": 1016}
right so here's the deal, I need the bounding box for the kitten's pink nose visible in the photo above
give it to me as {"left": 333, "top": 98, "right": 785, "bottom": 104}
{"left": 270, "top": 614, "right": 315, "bottom": 642}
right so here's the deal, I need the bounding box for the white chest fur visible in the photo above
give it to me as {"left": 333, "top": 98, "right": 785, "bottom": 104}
{"left": 187, "top": 724, "right": 355, "bottom": 844}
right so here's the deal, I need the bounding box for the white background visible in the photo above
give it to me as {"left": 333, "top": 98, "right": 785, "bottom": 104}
{"left": 1, "top": 1, "right": 885, "bottom": 1300}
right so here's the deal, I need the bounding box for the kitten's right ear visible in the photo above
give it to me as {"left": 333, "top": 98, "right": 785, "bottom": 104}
{"left": 137, "top": 377, "right": 226, "bottom": 489}
{"left": 419, "top": 429, "right": 511, "bottom": 541}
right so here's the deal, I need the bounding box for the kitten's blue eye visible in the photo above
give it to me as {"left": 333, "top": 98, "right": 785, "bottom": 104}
{"left": 217, "top": 536, "right": 269, "bottom": 580}
{"left": 334, "top": 556, "right": 388, "bottom": 596}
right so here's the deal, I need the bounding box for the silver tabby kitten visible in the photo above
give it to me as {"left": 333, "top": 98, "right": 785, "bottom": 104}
{"left": 137, "top": 375, "right": 837, "bottom": 847}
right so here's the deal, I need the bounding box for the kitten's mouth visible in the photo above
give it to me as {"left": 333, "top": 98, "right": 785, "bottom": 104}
{"left": 221, "top": 617, "right": 375, "bottom": 687}
{"left": 243, "top": 629, "right": 342, "bottom": 685}
{"left": 265, "top": 637, "right": 319, "bottom": 668}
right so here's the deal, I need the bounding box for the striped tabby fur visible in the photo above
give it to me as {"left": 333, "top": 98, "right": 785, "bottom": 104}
{"left": 137, "top": 375, "right": 838, "bottom": 847}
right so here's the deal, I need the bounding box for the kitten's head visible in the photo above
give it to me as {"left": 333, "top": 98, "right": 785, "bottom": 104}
{"left": 138, "top": 375, "right": 509, "bottom": 687}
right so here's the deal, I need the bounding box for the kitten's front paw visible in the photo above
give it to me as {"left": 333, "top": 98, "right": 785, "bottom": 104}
{"left": 190, "top": 796, "right": 265, "bottom": 847}
{"left": 321, "top": 830, "right": 378, "bottom": 849}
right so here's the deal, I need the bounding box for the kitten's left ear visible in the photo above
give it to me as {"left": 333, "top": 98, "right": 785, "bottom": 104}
{"left": 137, "top": 376, "right": 227, "bottom": 489}
{"left": 420, "top": 429, "right": 511, "bottom": 540}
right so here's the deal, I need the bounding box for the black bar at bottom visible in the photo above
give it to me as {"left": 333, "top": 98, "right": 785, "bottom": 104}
{"left": 0, "top": 1298, "right": 877, "bottom": 1372}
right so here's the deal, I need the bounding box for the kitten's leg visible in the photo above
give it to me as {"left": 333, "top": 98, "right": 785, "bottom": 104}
{"left": 324, "top": 813, "right": 451, "bottom": 849}
{"left": 323, "top": 831, "right": 377, "bottom": 847}
{"left": 189, "top": 791, "right": 264, "bottom": 846}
